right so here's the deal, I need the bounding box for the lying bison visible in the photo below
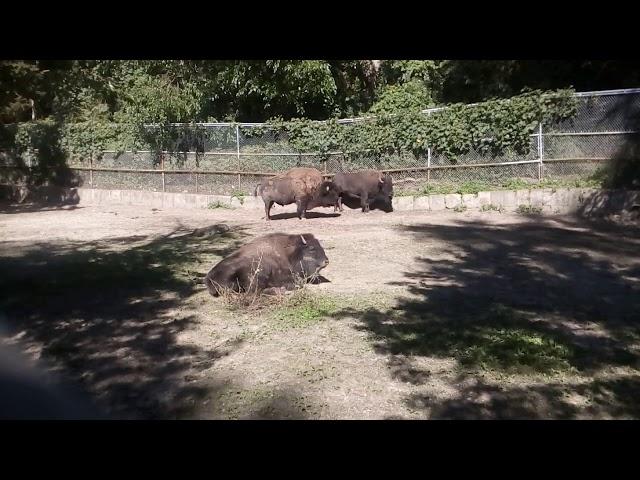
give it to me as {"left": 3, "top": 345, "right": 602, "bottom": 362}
{"left": 255, "top": 167, "right": 339, "bottom": 220}
{"left": 333, "top": 169, "right": 394, "bottom": 213}
{"left": 204, "top": 233, "right": 329, "bottom": 296}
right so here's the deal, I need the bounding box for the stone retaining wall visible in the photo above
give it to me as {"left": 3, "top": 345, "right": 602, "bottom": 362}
{"left": 5, "top": 186, "right": 639, "bottom": 217}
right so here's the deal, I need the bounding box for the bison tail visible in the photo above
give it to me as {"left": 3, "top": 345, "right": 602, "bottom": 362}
{"left": 254, "top": 183, "right": 262, "bottom": 197}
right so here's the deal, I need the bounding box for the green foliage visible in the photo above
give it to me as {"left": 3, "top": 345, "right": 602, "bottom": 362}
{"left": 115, "top": 74, "right": 202, "bottom": 125}
{"left": 499, "top": 178, "right": 533, "bottom": 190}
{"left": 6, "top": 88, "right": 575, "bottom": 169}
{"left": 455, "top": 181, "right": 491, "bottom": 195}
{"left": 516, "top": 205, "right": 543, "bottom": 215}
{"left": 60, "top": 122, "right": 131, "bottom": 160}
{"left": 269, "top": 118, "right": 344, "bottom": 159}
{"left": 1, "top": 62, "right": 582, "bottom": 173}
{"left": 440, "top": 60, "right": 640, "bottom": 104}
{"left": 207, "top": 60, "right": 339, "bottom": 121}
{"left": 381, "top": 60, "right": 442, "bottom": 85}
{"left": 369, "top": 80, "right": 433, "bottom": 114}
{"left": 230, "top": 190, "right": 245, "bottom": 204}
{"left": 3, "top": 60, "right": 638, "bottom": 126}
{"left": 395, "top": 174, "right": 608, "bottom": 197}
{"left": 481, "top": 204, "right": 503, "bottom": 212}
{"left": 378, "top": 60, "right": 443, "bottom": 104}
{"left": 13, "top": 120, "right": 60, "bottom": 159}
{"left": 255, "top": 89, "right": 577, "bottom": 162}
{"left": 208, "top": 201, "right": 231, "bottom": 209}
{"left": 453, "top": 204, "right": 467, "bottom": 213}
{"left": 327, "top": 60, "right": 381, "bottom": 118}
{"left": 0, "top": 61, "right": 46, "bottom": 123}
{"left": 414, "top": 183, "right": 459, "bottom": 196}
{"left": 9, "top": 120, "right": 79, "bottom": 188}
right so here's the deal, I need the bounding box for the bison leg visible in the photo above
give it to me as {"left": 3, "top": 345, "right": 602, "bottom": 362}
{"left": 264, "top": 200, "right": 273, "bottom": 221}
{"left": 335, "top": 195, "right": 344, "bottom": 212}
{"left": 296, "top": 200, "right": 306, "bottom": 220}
{"left": 360, "top": 191, "right": 370, "bottom": 213}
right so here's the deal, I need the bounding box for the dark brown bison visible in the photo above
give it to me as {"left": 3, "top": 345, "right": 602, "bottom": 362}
{"left": 255, "top": 167, "right": 339, "bottom": 220}
{"left": 204, "top": 233, "right": 329, "bottom": 296}
{"left": 333, "top": 170, "right": 394, "bottom": 213}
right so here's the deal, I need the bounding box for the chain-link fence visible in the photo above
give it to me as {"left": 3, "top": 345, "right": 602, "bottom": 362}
{"left": 1, "top": 89, "right": 639, "bottom": 195}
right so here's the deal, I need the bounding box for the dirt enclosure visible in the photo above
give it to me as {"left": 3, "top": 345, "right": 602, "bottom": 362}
{"left": 1, "top": 200, "right": 640, "bottom": 419}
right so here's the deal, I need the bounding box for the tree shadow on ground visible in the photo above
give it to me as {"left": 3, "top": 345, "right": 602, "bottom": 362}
{"left": 0, "top": 223, "right": 249, "bottom": 419}
{"left": 410, "top": 375, "right": 640, "bottom": 419}
{"left": 0, "top": 201, "right": 83, "bottom": 215}
{"left": 332, "top": 215, "right": 640, "bottom": 419}
{"left": 0, "top": 184, "right": 81, "bottom": 213}
{"left": 204, "top": 384, "right": 312, "bottom": 420}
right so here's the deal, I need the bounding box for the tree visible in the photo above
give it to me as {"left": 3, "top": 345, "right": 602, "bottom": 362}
{"left": 439, "top": 60, "right": 640, "bottom": 104}
{"left": 0, "top": 61, "right": 49, "bottom": 123}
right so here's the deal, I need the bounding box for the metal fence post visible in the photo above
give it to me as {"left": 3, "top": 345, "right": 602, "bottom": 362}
{"left": 537, "top": 122, "right": 544, "bottom": 181}
{"left": 89, "top": 126, "right": 94, "bottom": 188}
{"left": 161, "top": 154, "right": 166, "bottom": 192}
{"left": 427, "top": 110, "right": 432, "bottom": 183}
{"left": 236, "top": 124, "right": 241, "bottom": 189}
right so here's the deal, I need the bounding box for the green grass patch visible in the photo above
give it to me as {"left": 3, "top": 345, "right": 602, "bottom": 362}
{"left": 396, "top": 171, "right": 605, "bottom": 197}
{"left": 481, "top": 203, "right": 503, "bottom": 212}
{"left": 455, "top": 181, "right": 491, "bottom": 195}
{"left": 208, "top": 201, "right": 231, "bottom": 209}
{"left": 457, "top": 327, "right": 573, "bottom": 374}
{"left": 270, "top": 290, "right": 338, "bottom": 330}
{"left": 231, "top": 190, "right": 245, "bottom": 205}
{"left": 453, "top": 204, "right": 467, "bottom": 213}
{"left": 368, "top": 304, "right": 576, "bottom": 376}
{"left": 516, "top": 204, "right": 543, "bottom": 215}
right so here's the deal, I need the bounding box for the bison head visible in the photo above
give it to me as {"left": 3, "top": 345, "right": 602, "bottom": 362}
{"left": 377, "top": 174, "right": 394, "bottom": 212}
{"left": 312, "top": 181, "right": 340, "bottom": 208}
{"left": 294, "top": 234, "right": 329, "bottom": 279}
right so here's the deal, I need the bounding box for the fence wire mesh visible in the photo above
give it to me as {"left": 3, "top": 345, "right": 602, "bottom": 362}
{"left": 1, "top": 89, "right": 639, "bottom": 195}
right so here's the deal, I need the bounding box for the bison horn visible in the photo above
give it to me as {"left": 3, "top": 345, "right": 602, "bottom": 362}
{"left": 300, "top": 235, "right": 307, "bottom": 245}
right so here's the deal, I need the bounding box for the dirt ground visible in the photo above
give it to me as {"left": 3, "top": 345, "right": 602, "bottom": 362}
{"left": 1, "top": 200, "right": 640, "bottom": 419}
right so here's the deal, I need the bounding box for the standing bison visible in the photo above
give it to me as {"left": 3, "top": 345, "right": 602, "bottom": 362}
{"left": 333, "top": 170, "right": 394, "bottom": 213}
{"left": 204, "top": 233, "right": 330, "bottom": 296}
{"left": 255, "top": 167, "right": 339, "bottom": 220}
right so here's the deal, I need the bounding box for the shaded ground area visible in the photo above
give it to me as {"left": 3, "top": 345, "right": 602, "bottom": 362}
{"left": 0, "top": 220, "right": 248, "bottom": 418}
{"left": 334, "top": 216, "right": 640, "bottom": 418}
{"left": 1, "top": 202, "right": 639, "bottom": 419}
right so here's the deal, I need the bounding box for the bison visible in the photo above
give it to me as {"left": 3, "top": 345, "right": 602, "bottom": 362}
{"left": 255, "top": 167, "right": 339, "bottom": 220}
{"left": 333, "top": 169, "right": 394, "bottom": 213}
{"left": 204, "top": 233, "right": 329, "bottom": 296}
